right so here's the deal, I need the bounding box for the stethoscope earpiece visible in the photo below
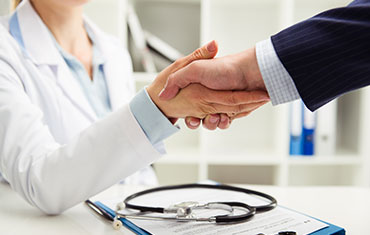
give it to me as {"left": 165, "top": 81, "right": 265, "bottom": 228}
{"left": 113, "top": 217, "right": 123, "bottom": 230}
{"left": 116, "top": 202, "right": 125, "bottom": 211}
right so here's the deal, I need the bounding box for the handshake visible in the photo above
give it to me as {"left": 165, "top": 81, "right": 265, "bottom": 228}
{"left": 146, "top": 40, "right": 270, "bottom": 130}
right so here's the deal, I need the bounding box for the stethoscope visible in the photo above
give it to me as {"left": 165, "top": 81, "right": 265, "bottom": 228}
{"left": 119, "top": 183, "right": 276, "bottom": 222}
{"left": 86, "top": 184, "right": 296, "bottom": 235}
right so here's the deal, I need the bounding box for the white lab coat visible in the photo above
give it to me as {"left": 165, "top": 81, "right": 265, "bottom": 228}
{"left": 0, "top": 0, "right": 161, "bottom": 214}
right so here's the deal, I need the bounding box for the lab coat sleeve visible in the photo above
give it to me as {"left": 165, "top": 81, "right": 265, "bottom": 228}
{"left": 0, "top": 60, "right": 162, "bottom": 214}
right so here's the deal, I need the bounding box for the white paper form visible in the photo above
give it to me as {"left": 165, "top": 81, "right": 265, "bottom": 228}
{"left": 102, "top": 187, "right": 328, "bottom": 235}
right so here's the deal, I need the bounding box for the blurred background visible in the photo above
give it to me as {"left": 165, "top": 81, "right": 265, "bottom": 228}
{"left": 1, "top": 0, "right": 370, "bottom": 187}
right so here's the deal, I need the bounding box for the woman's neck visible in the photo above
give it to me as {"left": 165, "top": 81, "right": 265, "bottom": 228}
{"left": 30, "top": 0, "right": 90, "bottom": 56}
{"left": 30, "top": 0, "right": 93, "bottom": 78}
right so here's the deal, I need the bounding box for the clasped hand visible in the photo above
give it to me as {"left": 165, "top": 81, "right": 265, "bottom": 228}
{"left": 147, "top": 41, "right": 269, "bottom": 130}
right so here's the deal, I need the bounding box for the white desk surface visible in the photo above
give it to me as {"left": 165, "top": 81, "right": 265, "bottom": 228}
{"left": 1, "top": 182, "right": 369, "bottom": 235}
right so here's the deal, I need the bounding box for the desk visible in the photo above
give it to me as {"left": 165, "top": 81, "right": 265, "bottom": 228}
{"left": 0, "top": 182, "right": 369, "bottom": 234}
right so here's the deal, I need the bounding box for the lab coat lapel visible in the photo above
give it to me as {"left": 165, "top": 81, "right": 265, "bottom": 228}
{"left": 15, "top": 0, "right": 97, "bottom": 122}
{"left": 13, "top": 0, "right": 57, "bottom": 66}
{"left": 55, "top": 63, "right": 98, "bottom": 121}
{"left": 84, "top": 18, "right": 134, "bottom": 111}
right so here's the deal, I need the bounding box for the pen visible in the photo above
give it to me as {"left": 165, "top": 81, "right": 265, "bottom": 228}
{"left": 85, "top": 199, "right": 115, "bottom": 222}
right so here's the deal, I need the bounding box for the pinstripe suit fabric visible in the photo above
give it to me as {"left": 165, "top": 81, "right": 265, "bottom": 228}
{"left": 271, "top": 0, "right": 370, "bottom": 111}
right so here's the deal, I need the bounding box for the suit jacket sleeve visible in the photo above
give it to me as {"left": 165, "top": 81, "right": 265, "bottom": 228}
{"left": 271, "top": 0, "right": 370, "bottom": 111}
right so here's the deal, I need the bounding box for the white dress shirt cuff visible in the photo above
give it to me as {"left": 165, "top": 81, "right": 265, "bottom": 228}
{"left": 256, "top": 38, "right": 300, "bottom": 105}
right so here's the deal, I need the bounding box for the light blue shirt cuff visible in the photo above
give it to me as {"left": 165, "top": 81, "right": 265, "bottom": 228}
{"left": 129, "top": 88, "right": 179, "bottom": 149}
{"left": 256, "top": 38, "right": 300, "bottom": 105}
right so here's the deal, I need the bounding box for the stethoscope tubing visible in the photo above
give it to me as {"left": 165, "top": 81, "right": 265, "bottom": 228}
{"left": 124, "top": 183, "right": 277, "bottom": 213}
{"left": 122, "top": 183, "right": 277, "bottom": 224}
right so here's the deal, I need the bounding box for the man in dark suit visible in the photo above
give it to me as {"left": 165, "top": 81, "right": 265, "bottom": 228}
{"left": 159, "top": 0, "right": 370, "bottom": 129}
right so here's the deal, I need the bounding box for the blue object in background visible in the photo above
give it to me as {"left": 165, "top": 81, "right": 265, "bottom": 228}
{"left": 289, "top": 135, "right": 303, "bottom": 155}
{"left": 302, "top": 127, "right": 315, "bottom": 155}
{"left": 302, "top": 104, "right": 316, "bottom": 156}
{"left": 289, "top": 100, "right": 303, "bottom": 155}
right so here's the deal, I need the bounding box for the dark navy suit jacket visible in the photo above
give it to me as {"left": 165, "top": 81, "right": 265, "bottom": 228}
{"left": 271, "top": 0, "right": 370, "bottom": 111}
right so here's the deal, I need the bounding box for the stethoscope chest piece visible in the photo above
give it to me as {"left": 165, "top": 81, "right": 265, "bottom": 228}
{"left": 165, "top": 201, "right": 200, "bottom": 217}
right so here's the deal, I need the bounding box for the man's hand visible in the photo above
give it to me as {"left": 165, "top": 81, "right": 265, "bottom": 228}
{"left": 158, "top": 47, "right": 266, "bottom": 100}
{"left": 146, "top": 42, "right": 269, "bottom": 123}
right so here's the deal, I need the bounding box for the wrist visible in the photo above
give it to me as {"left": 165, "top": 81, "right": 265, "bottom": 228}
{"left": 147, "top": 83, "right": 167, "bottom": 116}
{"left": 238, "top": 47, "right": 266, "bottom": 91}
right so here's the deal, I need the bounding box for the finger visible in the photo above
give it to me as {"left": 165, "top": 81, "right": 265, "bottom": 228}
{"left": 202, "top": 114, "right": 220, "bottom": 130}
{"left": 204, "top": 90, "right": 270, "bottom": 106}
{"left": 217, "top": 113, "right": 230, "bottom": 129}
{"left": 159, "top": 40, "right": 218, "bottom": 100}
{"left": 209, "top": 101, "right": 268, "bottom": 116}
{"left": 185, "top": 40, "right": 218, "bottom": 65}
{"left": 185, "top": 117, "right": 201, "bottom": 130}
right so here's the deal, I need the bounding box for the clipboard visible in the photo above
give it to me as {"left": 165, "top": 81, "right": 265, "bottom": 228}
{"left": 310, "top": 220, "right": 345, "bottom": 235}
{"left": 94, "top": 201, "right": 345, "bottom": 235}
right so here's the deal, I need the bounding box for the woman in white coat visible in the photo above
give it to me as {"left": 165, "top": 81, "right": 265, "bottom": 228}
{"left": 0, "top": 0, "right": 269, "bottom": 214}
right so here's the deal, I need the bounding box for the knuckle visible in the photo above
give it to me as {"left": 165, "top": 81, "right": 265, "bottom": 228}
{"left": 192, "top": 48, "right": 204, "bottom": 60}
{"left": 224, "top": 63, "right": 236, "bottom": 84}
{"left": 226, "top": 94, "right": 237, "bottom": 104}
{"left": 188, "top": 61, "right": 204, "bottom": 81}
{"left": 173, "top": 58, "right": 183, "bottom": 68}
{"left": 199, "top": 104, "right": 216, "bottom": 115}
{"left": 224, "top": 63, "right": 234, "bottom": 77}
{"left": 189, "top": 60, "right": 201, "bottom": 71}
{"left": 167, "top": 73, "right": 175, "bottom": 83}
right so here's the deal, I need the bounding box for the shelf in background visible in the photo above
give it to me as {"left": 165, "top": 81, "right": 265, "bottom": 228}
{"left": 205, "top": 153, "right": 281, "bottom": 165}
{"left": 288, "top": 155, "right": 362, "bottom": 166}
{"left": 157, "top": 148, "right": 282, "bottom": 165}
{"left": 159, "top": 147, "right": 363, "bottom": 166}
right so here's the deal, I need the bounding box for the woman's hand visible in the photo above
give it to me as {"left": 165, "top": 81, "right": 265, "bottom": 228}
{"left": 147, "top": 41, "right": 270, "bottom": 124}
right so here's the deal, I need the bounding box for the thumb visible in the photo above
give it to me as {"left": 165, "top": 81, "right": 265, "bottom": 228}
{"left": 186, "top": 40, "right": 218, "bottom": 64}
{"left": 159, "top": 40, "right": 218, "bottom": 100}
